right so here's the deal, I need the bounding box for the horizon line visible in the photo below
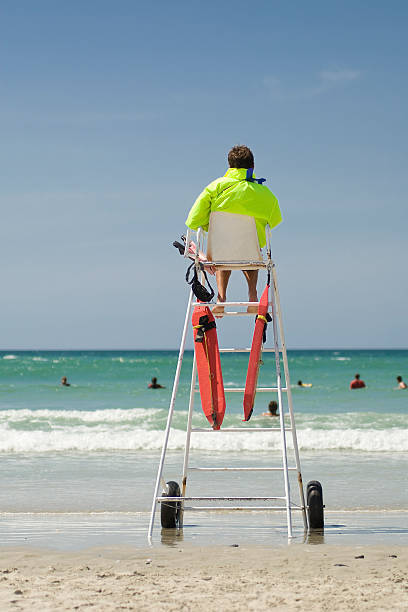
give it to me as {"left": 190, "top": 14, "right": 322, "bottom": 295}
{"left": 1, "top": 347, "right": 407, "bottom": 352}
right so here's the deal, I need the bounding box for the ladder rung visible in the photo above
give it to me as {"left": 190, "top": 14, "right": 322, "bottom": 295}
{"left": 202, "top": 262, "right": 268, "bottom": 268}
{"left": 191, "top": 427, "right": 292, "bottom": 433}
{"left": 189, "top": 467, "right": 298, "bottom": 471}
{"left": 225, "top": 387, "right": 287, "bottom": 393}
{"left": 221, "top": 312, "right": 260, "bottom": 316}
{"left": 193, "top": 301, "right": 269, "bottom": 307}
{"left": 182, "top": 506, "right": 304, "bottom": 512}
{"left": 195, "top": 387, "right": 287, "bottom": 393}
{"left": 157, "top": 496, "right": 286, "bottom": 501}
{"left": 219, "top": 348, "right": 282, "bottom": 353}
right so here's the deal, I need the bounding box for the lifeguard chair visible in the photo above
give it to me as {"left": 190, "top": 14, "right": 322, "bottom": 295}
{"left": 206, "top": 210, "right": 265, "bottom": 268}
{"left": 148, "top": 212, "right": 323, "bottom": 541}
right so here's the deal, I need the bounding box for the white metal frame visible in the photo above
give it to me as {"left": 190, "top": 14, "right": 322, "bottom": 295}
{"left": 148, "top": 225, "right": 307, "bottom": 541}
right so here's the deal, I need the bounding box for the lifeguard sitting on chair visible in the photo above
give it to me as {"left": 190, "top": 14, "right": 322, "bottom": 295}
{"left": 185, "top": 145, "right": 282, "bottom": 317}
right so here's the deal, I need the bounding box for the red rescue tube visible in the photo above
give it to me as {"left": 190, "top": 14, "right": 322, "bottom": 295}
{"left": 192, "top": 305, "right": 226, "bottom": 430}
{"left": 243, "top": 284, "right": 270, "bottom": 421}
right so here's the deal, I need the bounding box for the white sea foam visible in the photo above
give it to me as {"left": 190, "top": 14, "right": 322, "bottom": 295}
{"left": 2, "top": 355, "right": 17, "bottom": 360}
{"left": 0, "top": 425, "right": 406, "bottom": 453}
{"left": 332, "top": 357, "right": 351, "bottom": 361}
{"left": 0, "top": 408, "right": 161, "bottom": 424}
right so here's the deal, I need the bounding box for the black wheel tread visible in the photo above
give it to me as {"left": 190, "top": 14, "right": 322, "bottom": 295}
{"left": 307, "top": 480, "right": 324, "bottom": 529}
{"left": 160, "top": 481, "right": 180, "bottom": 529}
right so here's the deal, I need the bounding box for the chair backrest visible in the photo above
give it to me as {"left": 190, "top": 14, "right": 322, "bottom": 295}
{"left": 206, "top": 211, "right": 264, "bottom": 268}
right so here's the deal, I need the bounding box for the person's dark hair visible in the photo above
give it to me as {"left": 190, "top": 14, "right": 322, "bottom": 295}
{"left": 297, "top": 380, "right": 302, "bottom": 386}
{"left": 228, "top": 145, "right": 254, "bottom": 169}
{"left": 397, "top": 376, "right": 402, "bottom": 382}
{"left": 152, "top": 377, "right": 157, "bottom": 383}
{"left": 268, "top": 400, "right": 278, "bottom": 414}
{"left": 355, "top": 374, "right": 360, "bottom": 379}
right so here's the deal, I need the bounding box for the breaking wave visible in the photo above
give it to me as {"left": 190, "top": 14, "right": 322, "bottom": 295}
{"left": 0, "top": 408, "right": 406, "bottom": 453}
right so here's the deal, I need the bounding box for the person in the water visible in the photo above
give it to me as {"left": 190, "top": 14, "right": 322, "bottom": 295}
{"left": 396, "top": 376, "right": 407, "bottom": 389}
{"left": 61, "top": 376, "right": 70, "bottom": 387}
{"left": 262, "top": 400, "right": 279, "bottom": 417}
{"left": 350, "top": 373, "right": 366, "bottom": 389}
{"left": 297, "top": 380, "right": 312, "bottom": 388}
{"left": 148, "top": 377, "right": 165, "bottom": 389}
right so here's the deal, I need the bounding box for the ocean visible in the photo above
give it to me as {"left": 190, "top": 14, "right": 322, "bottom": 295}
{"left": 0, "top": 349, "right": 407, "bottom": 548}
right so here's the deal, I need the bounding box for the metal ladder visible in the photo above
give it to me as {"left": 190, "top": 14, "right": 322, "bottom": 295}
{"left": 148, "top": 231, "right": 308, "bottom": 541}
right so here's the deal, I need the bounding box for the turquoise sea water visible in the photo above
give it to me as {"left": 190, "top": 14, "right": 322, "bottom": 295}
{"left": 0, "top": 349, "right": 407, "bottom": 547}
{"left": 1, "top": 349, "right": 407, "bottom": 452}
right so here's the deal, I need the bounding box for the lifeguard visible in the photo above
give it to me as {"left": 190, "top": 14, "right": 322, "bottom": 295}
{"left": 185, "top": 145, "right": 282, "bottom": 316}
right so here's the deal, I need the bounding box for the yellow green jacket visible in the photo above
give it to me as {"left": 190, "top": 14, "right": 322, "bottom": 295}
{"left": 185, "top": 167, "right": 282, "bottom": 247}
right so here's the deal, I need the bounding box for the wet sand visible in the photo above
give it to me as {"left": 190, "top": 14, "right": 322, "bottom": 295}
{"left": 1, "top": 510, "right": 407, "bottom": 550}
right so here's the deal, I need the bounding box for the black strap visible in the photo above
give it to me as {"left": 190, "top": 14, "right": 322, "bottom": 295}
{"left": 256, "top": 312, "right": 272, "bottom": 344}
{"left": 186, "top": 263, "right": 215, "bottom": 302}
{"left": 185, "top": 262, "right": 196, "bottom": 284}
{"left": 194, "top": 314, "right": 216, "bottom": 343}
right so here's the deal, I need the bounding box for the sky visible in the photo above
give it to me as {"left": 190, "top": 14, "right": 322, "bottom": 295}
{"left": 1, "top": 0, "right": 407, "bottom": 349}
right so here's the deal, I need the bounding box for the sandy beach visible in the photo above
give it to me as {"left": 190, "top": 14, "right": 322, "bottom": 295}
{"left": 0, "top": 543, "right": 406, "bottom": 611}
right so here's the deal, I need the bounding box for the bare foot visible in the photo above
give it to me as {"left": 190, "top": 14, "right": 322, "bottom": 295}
{"left": 212, "top": 303, "right": 225, "bottom": 318}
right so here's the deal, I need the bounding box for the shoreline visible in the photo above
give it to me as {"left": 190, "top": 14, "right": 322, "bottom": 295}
{"left": 0, "top": 543, "right": 407, "bottom": 610}
{"left": 0, "top": 510, "right": 407, "bottom": 552}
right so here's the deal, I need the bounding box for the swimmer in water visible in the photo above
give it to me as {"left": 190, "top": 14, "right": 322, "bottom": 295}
{"left": 350, "top": 374, "right": 366, "bottom": 389}
{"left": 61, "top": 376, "right": 70, "bottom": 387}
{"left": 396, "top": 376, "right": 407, "bottom": 389}
{"left": 262, "top": 400, "right": 279, "bottom": 417}
{"left": 148, "top": 377, "right": 165, "bottom": 389}
{"left": 297, "top": 380, "right": 312, "bottom": 388}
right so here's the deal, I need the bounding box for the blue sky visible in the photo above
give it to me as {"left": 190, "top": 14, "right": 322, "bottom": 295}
{"left": 1, "top": 1, "right": 407, "bottom": 349}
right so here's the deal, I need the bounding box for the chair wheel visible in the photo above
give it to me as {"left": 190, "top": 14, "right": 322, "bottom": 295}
{"left": 160, "top": 481, "right": 181, "bottom": 529}
{"left": 307, "top": 480, "right": 324, "bottom": 529}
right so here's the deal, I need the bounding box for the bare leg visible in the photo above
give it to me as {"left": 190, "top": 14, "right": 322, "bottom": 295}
{"left": 212, "top": 270, "right": 231, "bottom": 318}
{"left": 242, "top": 270, "right": 258, "bottom": 313}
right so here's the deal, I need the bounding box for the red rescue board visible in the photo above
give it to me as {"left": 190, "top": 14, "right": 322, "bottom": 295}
{"left": 192, "top": 305, "right": 226, "bottom": 430}
{"left": 243, "top": 285, "right": 271, "bottom": 421}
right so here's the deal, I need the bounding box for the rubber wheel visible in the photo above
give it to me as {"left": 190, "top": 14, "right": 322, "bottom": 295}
{"left": 307, "top": 480, "right": 324, "bottom": 529}
{"left": 307, "top": 480, "right": 322, "bottom": 498}
{"left": 160, "top": 481, "right": 181, "bottom": 529}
